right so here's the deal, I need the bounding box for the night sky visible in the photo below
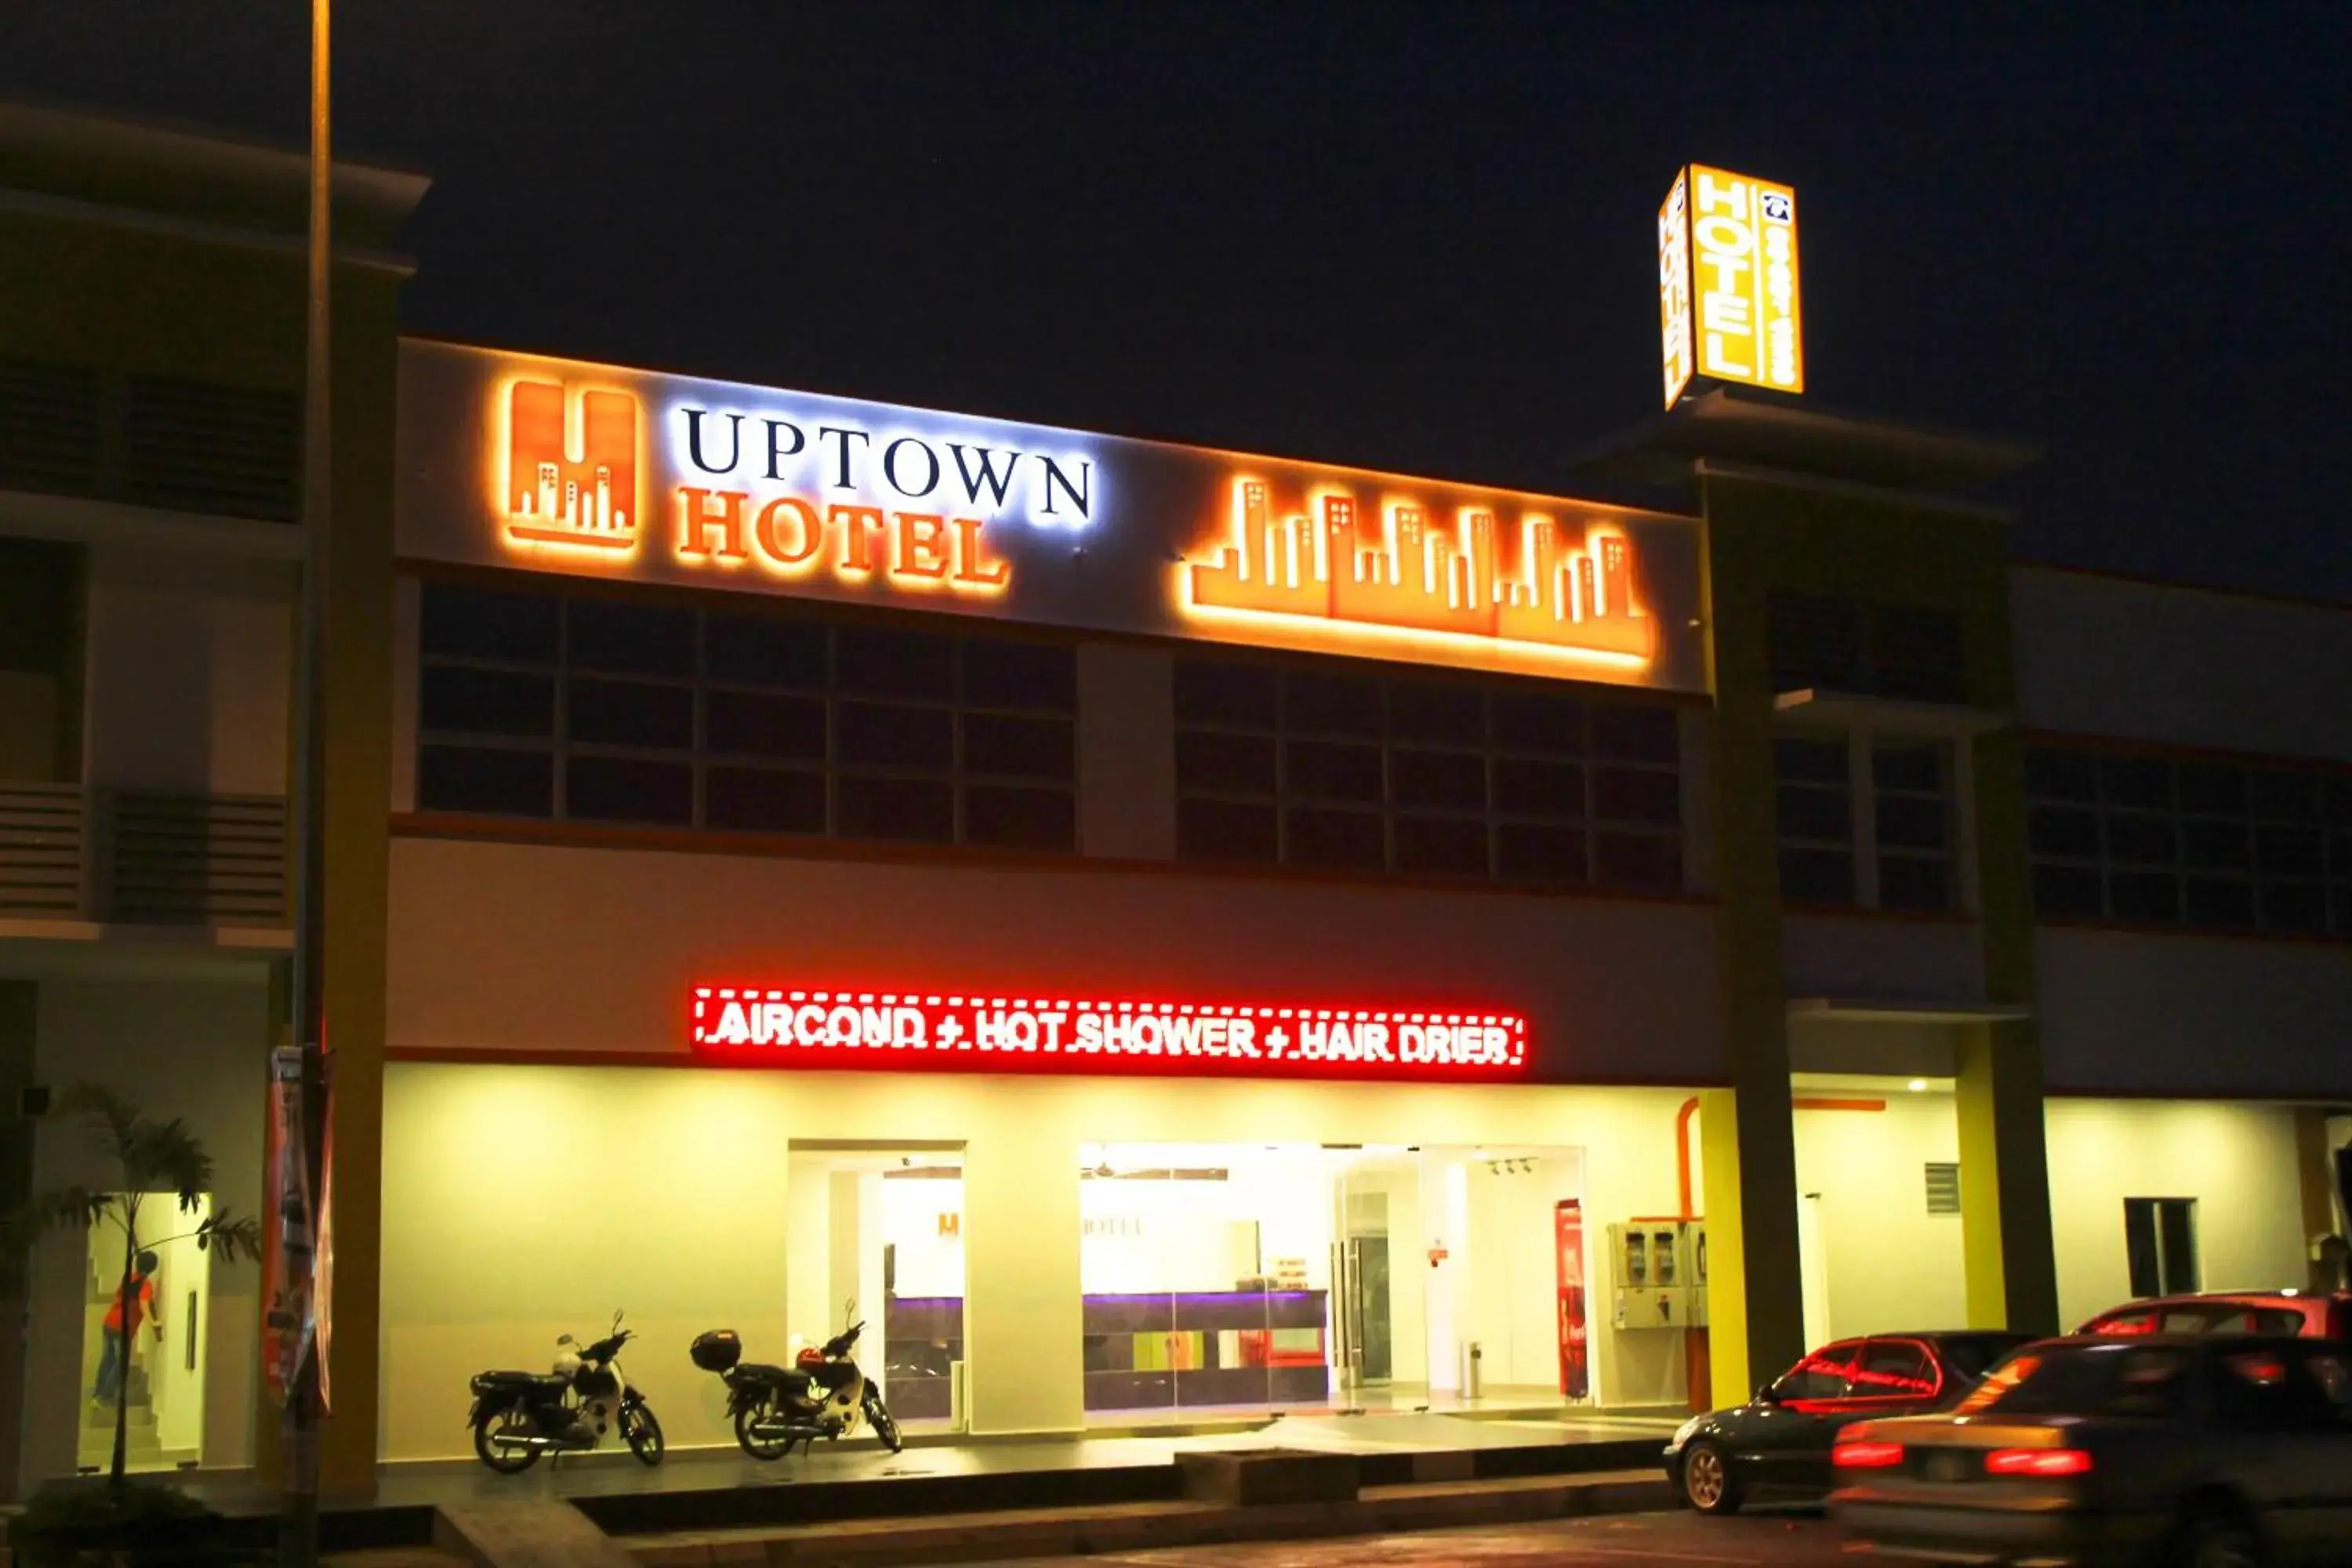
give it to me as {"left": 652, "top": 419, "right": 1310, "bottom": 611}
{"left": 9, "top": 2, "right": 2348, "bottom": 597}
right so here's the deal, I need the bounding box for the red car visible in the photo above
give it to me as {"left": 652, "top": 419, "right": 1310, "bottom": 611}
{"left": 2078, "top": 1290, "right": 2352, "bottom": 1340}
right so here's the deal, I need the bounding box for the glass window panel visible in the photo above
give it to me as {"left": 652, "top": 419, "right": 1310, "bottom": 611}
{"left": 1881, "top": 856, "right": 1954, "bottom": 913}
{"left": 964, "top": 786, "right": 1075, "bottom": 851}
{"left": 1389, "top": 681, "right": 1486, "bottom": 746}
{"left": 1285, "top": 740, "right": 1383, "bottom": 804}
{"left": 568, "top": 598, "right": 696, "bottom": 677}
{"left": 706, "top": 689, "right": 826, "bottom": 760}
{"left": 836, "top": 775, "right": 955, "bottom": 841}
{"left": 837, "top": 702, "right": 954, "bottom": 769}
{"left": 2024, "top": 746, "right": 2100, "bottom": 803}
{"left": 1174, "top": 659, "right": 1277, "bottom": 728}
{"left": 1876, "top": 794, "right": 1950, "bottom": 851}
{"left": 1175, "top": 731, "right": 1277, "bottom": 796}
{"left": 2030, "top": 805, "right": 2101, "bottom": 860}
{"left": 1284, "top": 808, "right": 1385, "bottom": 869}
{"left": 2327, "top": 779, "right": 2352, "bottom": 829}
{"left": 420, "top": 584, "right": 560, "bottom": 662}
{"left": 1490, "top": 691, "right": 1584, "bottom": 756}
{"left": 2108, "top": 871, "right": 2183, "bottom": 923}
{"left": 1494, "top": 758, "right": 1585, "bottom": 818}
{"left": 1590, "top": 703, "right": 1679, "bottom": 764}
{"left": 1776, "top": 784, "right": 1853, "bottom": 844}
{"left": 420, "top": 666, "right": 555, "bottom": 739}
{"left": 1496, "top": 823, "right": 1588, "bottom": 885}
{"left": 961, "top": 639, "right": 1076, "bottom": 712}
{"left": 837, "top": 626, "right": 955, "bottom": 699}
{"left": 705, "top": 767, "right": 825, "bottom": 834}
{"left": 418, "top": 745, "right": 552, "bottom": 818}
{"left": 1595, "top": 766, "right": 1680, "bottom": 826}
{"left": 568, "top": 677, "right": 693, "bottom": 750}
{"left": 2183, "top": 877, "right": 2257, "bottom": 930}
{"left": 2250, "top": 770, "right": 2323, "bottom": 824}
{"left": 2262, "top": 881, "right": 2330, "bottom": 934}
{"left": 2182, "top": 818, "right": 2252, "bottom": 871}
{"left": 2176, "top": 760, "right": 2248, "bottom": 817}
{"left": 1779, "top": 848, "right": 1857, "bottom": 906}
{"left": 1872, "top": 742, "right": 1945, "bottom": 793}
{"left": 1395, "top": 815, "right": 1488, "bottom": 877}
{"left": 2032, "top": 863, "right": 2105, "bottom": 920}
{"left": 566, "top": 756, "right": 692, "bottom": 825}
{"left": 1773, "top": 735, "right": 1849, "bottom": 785}
{"left": 1177, "top": 798, "right": 1278, "bottom": 862}
{"left": 1595, "top": 831, "right": 1681, "bottom": 891}
{"left": 963, "top": 713, "right": 1075, "bottom": 780}
{"left": 1391, "top": 750, "right": 1486, "bottom": 811}
{"left": 2103, "top": 811, "right": 2178, "bottom": 867}
{"left": 2100, "top": 756, "right": 2174, "bottom": 810}
{"left": 704, "top": 612, "right": 827, "bottom": 689}
{"left": 2257, "top": 826, "right": 2326, "bottom": 878}
{"left": 1282, "top": 671, "right": 1383, "bottom": 738}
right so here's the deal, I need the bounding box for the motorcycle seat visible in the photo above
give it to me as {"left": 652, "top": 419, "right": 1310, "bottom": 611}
{"left": 734, "top": 1362, "right": 805, "bottom": 1385}
{"left": 477, "top": 1370, "right": 571, "bottom": 1392}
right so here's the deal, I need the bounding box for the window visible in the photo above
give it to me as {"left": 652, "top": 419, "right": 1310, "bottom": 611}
{"left": 1171, "top": 655, "right": 1682, "bottom": 891}
{"left": 1773, "top": 733, "right": 1853, "bottom": 906}
{"left": 1767, "top": 592, "right": 1967, "bottom": 705}
{"left": 1771, "top": 1341, "right": 1860, "bottom": 1402}
{"left": 1773, "top": 731, "right": 1960, "bottom": 910}
{"left": 1875, "top": 740, "right": 1957, "bottom": 911}
{"left": 2024, "top": 742, "right": 2352, "bottom": 939}
{"left": 1854, "top": 1338, "right": 1936, "bottom": 1399}
{"left": 2125, "top": 1197, "right": 2199, "bottom": 1298}
{"left": 416, "top": 582, "right": 1077, "bottom": 851}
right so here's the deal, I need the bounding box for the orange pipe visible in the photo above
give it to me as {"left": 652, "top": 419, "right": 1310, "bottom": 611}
{"left": 1672, "top": 1094, "right": 1886, "bottom": 1222}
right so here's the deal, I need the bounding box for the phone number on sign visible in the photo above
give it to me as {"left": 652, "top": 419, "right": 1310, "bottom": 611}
{"left": 689, "top": 987, "right": 1528, "bottom": 1077}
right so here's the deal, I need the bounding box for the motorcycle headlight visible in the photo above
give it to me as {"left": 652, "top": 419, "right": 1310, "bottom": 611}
{"left": 1668, "top": 1415, "right": 1705, "bottom": 1453}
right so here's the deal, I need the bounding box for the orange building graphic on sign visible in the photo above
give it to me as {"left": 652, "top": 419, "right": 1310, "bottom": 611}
{"left": 503, "top": 380, "right": 640, "bottom": 551}
{"left": 1185, "top": 478, "right": 1655, "bottom": 662}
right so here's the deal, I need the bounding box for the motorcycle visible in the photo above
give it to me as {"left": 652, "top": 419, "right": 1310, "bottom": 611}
{"left": 468, "top": 1310, "right": 665, "bottom": 1472}
{"left": 690, "top": 1317, "right": 903, "bottom": 1458}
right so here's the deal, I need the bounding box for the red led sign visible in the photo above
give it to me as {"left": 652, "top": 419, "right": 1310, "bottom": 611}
{"left": 689, "top": 986, "right": 1529, "bottom": 1081}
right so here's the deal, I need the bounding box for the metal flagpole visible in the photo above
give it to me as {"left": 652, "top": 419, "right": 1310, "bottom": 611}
{"left": 281, "top": 0, "right": 332, "bottom": 1563}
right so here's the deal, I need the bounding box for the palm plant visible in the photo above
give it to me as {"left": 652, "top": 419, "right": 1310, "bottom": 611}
{"left": 1, "top": 1083, "right": 263, "bottom": 1493}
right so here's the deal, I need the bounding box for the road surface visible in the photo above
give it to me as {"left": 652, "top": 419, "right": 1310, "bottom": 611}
{"left": 977, "top": 1508, "right": 1849, "bottom": 1565}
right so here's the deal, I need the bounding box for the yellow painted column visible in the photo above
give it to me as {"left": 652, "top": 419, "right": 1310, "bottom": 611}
{"left": 1697, "top": 1090, "right": 1755, "bottom": 1408}
{"left": 960, "top": 1117, "right": 1082, "bottom": 1434}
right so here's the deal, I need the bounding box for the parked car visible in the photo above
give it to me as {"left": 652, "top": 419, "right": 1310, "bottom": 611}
{"left": 2078, "top": 1290, "right": 2352, "bottom": 1341}
{"left": 1663, "top": 1330, "right": 2034, "bottom": 1513}
{"left": 1831, "top": 1334, "right": 2352, "bottom": 1567}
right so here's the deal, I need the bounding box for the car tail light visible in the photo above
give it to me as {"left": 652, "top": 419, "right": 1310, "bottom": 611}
{"left": 1985, "top": 1447, "right": 2093, "bottom": 1477}
{"left": 1833, "top": 1440, "right": 1907, "bottom": 1469}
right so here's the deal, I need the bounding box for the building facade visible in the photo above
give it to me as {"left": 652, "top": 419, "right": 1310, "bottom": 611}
{"left": 2, "top": 103, "right": 2348, "bottom": 1492}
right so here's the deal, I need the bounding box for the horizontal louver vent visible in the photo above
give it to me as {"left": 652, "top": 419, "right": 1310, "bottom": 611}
{"left": 0, "top": 782, "right": 85, "bottom": 916}
{"left": 125, "top": 376, "right": 299, "bottom": 521}
{"left": 1769, "top": 591, "right": 1969, "bottom": 706}
{"left": 0, "top": 358, "right": 103, "bottom": 496}
{"left": 1926, "top": 1161, "right": 1962, "bottom": 1216}
{"left": 1767, "top": 592, "right": 1862, "bottom": 692}
{"left": 1874, "top": 607, "right": 1969, "bottom": 703}
{"left": 106, "top": 790, "right": 288, "bottom": 925}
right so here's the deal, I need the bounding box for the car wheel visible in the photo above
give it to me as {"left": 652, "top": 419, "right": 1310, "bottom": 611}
{"left": 2180, "top": 1513, "right": 2263, "bottom": 1568}
{"left": 1679, "top": 1439, "right": 1742, "bottom": 1515}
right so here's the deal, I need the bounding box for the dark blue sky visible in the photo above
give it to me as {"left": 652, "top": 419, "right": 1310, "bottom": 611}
{"left": 10, "top": 2, "right": 2349, "bottom": 597}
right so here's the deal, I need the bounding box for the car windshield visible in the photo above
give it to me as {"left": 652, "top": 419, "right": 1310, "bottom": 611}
{"left": 1955, "top": 1345, "right": 2194, "bottom": 1418}
{"left": 1936, "top": 1334, "right": 2030, "bottom": 1381}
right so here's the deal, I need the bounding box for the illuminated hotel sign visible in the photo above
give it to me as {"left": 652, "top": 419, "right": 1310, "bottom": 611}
{"left": 690, "top": 985, "right": 1528, "bottom": 1083}
{"left": 1657, "top": 164, "right": 1802, "bottom": 406}
{"left": 397, "top": 341, "right": 1706, "bottom": 691}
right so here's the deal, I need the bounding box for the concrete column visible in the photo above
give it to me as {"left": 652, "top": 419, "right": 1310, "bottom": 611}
{"left": 960, "top": 1118, "right": 1080, "bottom": 1434}
{"left": 1955, "top": 1021, "right": 2057, "bottom": 1331}
{"left": 1697, "top": 1089, "right": 1757, "bottom": 1407}
{"left": 2295, "top": 1109, "right": 2341, "bottom": 1293}
{"left": 0, "top": 982, "right": 34, "bottom": 1501}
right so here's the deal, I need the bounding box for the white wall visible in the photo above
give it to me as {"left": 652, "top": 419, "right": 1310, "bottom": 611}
{"left": 20, "top": 973, "right": 270, "bottom": 1492}
{"left": 2013, "top": 567, "right": 2352, "bottom": 764}
{"left": 378, "top": 1062, "right": 1695, "bottom": 1459}
{"left": 1791, "top": 1096, "right": 1968, "bottom": 1345}
{"left": 81, "top": 547, "right": 292, "bottom": 794}
{"left": 1458, "top": 1150, "right": 1584, "bottom": 1392}
{"left": 2045, "top": 1099, "right": 2307, "bottom": 1331}
{"left": 2037, "top": 928, "right": 2352, "bottom": 1098}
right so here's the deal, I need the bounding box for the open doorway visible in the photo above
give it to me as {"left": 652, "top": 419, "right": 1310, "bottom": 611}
{"left": 76, "top": 1193, "right": 212, "bottom": 1474}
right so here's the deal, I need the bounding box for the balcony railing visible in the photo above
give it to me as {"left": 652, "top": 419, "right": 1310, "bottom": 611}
{"left": 0, "top": 782, "right": 288, "bottom": 927}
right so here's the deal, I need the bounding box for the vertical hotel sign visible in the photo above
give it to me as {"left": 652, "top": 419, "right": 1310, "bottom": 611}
{"left": 1657, "top": 165, "right": 1802, "bottom": 407}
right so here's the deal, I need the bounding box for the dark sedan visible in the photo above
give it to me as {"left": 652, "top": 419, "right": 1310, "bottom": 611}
{"left": 1831, "top": 1334, "right": 2352, "bottom": 1566}
{"left": 1664, "top": 1330, "right": 2033, "bottom": 1513}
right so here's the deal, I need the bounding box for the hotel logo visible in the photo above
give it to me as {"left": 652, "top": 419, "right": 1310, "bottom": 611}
{"left": 503, "top": 380, "right": 641, "bottom": 552}
{"left": 1184, "top": 478, "right": 1654, "bottom": 665}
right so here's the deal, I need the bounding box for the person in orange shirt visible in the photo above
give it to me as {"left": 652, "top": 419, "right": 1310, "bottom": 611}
{"left": 93, "top": 1250, "right": 163, "bottom": 1404}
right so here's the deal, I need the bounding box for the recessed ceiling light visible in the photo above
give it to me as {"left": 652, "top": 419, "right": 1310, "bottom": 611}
{"left": 1907, "top": 1079, "right": 1929, "bottom": 1093}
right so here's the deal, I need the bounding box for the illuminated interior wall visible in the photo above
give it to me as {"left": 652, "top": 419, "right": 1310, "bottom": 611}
{"left": 378, "top": 1063, "right": 1693, "bottom": 1459}
{"left": 1790, "top": 1096, "right": 1967, "bottom": 1347}
{"left": 2043, "top": 1099, "right": 2307, "bottom": 1328}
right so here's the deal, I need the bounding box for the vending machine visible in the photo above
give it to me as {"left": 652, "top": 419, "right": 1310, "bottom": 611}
{"left": 1553, "top": 1200, "right": 1589, "bottom": 1401}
